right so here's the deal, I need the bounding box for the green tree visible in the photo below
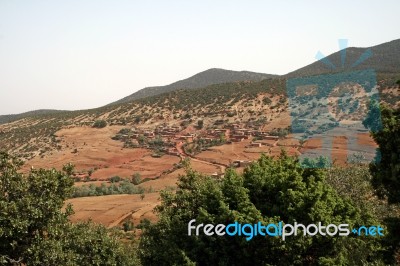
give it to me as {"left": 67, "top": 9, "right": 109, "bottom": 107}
{"left": 109, "top": 175, "right": 123, "bottom": 183}
{"left": 364, "top": 105, "right": 400, "bottom": 263}
{"left": 0, "top": 152, "right": 138, "bottom": 265}
{"left": 131, "top": 172, "right": 142, "bottom": 185}
{"left": 92, "top": 120, "right": 107, "bottom": 128}
{"left": 365, "top": 105, "right": 400, "bottom": 203}
{"left": 139, "top": 153, "right": 382, "bottom": 265}
{"left": 137, "top": 135, "right": 146, "bottom": 145}
{"left": 197, "top": 120, "right": 204, "bottom": 129}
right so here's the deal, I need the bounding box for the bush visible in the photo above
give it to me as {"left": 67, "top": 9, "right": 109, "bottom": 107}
{"left": 72, "top": 180, "right": 145, "bottom": 198}
{"left": 108, "top": 175, "right": 122, "bottom": 183}
{"left": 197, "top": 120, "right": 204, "bottom": 129}
{"left": 123, "top": 220, "right": 134, "bottom": 232}
{"left": 131, "top": 172, "right": 142, "bottom": 185}
{"left": 92, "top": 120, "right": 107, "bottom": 128}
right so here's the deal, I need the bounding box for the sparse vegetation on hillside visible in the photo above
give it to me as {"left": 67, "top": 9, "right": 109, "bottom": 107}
{"left": 286, "top": 39, "right": 400, "bottom": 77}
{"left": 1, "top": 72, "right": 398, "bottom": 162}
{"left": 112, "top": 68, "right": 277, "bottom": 105}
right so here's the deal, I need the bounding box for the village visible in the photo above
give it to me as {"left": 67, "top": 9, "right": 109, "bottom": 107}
{"left": 112, "top": 121, "right": 284, "bottom": 170}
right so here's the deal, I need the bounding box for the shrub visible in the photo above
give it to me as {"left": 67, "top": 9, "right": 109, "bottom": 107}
{"left": 108, "top": 175, "right": 122, "bottom": 183}
{"left": 131, "top": 172, "right": 142, "bottom": 185}
{"left": 92, "top": 120, "right": 107, "bottom": 128}
{"left": 197, "top": 120, "right": 204, "bottom": 129}
{"left": 123, "top": 220, "right": 134, "bottom": 232}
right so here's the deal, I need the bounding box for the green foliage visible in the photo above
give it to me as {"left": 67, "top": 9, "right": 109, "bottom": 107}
{"left": 139, "top": 153, "right": 382, "bottom": 265}
{"left": 366, "top": 105, "right": 400, "bottom": 203}
{"left": 123, "top": 220, "right": 134, "bottom": 232}
{"left": 0, "top": 152, "right": 73, "bottom": 263}
{"left": 263, "top": 96, "right": 272, "bottom": 105}
{"left": 325, "top": 162, "right": 390, "bottom": 221}
{"left": 269, "top": 127, "right": 290, "bottom": 138}
{"left": 148, "top": 136, "right": 164, "bottom": 149}
{"left": 109, "top": 175, "right": 123, "bottom": 183}
{"left": 365, "top": 105, "right": 400, "bottom": 263}
{"left": 72, "top": 180, "right": 145, "bottom": 198}
{"left": 27, "top": 222, "right": 139, "bottom": 265}
{"left": 363, "top": 100, "right": 382, "bottom": 133}
{"left": 112, "top": 128, "right": 133, "bottom": 141}
{"left": 131, "top": 172, "right": 142, "bottom": 185}
{"left": 92, "top": 119, "right": 107, "bottom": 128}
{"left": 184, "top": 137, "right": 226, "bottom": 155}
{"left": 197, "top": 120, "right": 204, "bottom": 129}
{"left": 0, "top": 152, "right": 138, "bottom": 265}
{"left": 301, "top": 156, "right": 331, "bottom": 168}
{"left": 119, "top": 128, "right": 132, "bottom": 135}
{"left": 137, "top": 135, "right": 146, "bottom": 145}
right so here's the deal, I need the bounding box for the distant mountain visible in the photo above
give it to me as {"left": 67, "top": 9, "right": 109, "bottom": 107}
{"left": 2, "top": 39, "right": 399, "bottom": 122}
{"left": 286, "top": 39, "right": 400, "bottom": 78}
{"left": 0, "top": 109, "right": 65, "bottom": 124}
{"left": 110, "top": 68, "right": 277, "bottom": 105}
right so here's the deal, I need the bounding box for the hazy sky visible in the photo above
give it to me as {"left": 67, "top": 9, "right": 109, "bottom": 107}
{"left": 0, "top": 0, "right": 399, "bottom": 115}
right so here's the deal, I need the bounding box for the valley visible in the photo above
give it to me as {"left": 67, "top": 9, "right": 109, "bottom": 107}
{"left": 1, "top": 40, "right": 399, "bottom": 230}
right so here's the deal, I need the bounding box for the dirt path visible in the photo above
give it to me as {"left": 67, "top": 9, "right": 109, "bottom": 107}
{"left": 107, "top": 201, "right": 158, "bottom": 228}
{"left": 176, "top": 141, "right": 227, "bottom": 173}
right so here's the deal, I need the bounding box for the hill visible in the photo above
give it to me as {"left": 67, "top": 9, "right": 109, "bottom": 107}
{"left": 0, "top": 78, "right": 288, "bottom": 160}
{"left": 110, "top": 68, "right": 277, "bottom": 105}
{"left": 0, "top": 69, "right": 275, "bottom": 124}
{"left": 3, "top": 38, "right": 399, "bottom": 123}
{"left": 0, "top": 109, "right": 66, "bottom": 125}
{"left": 115, "top": 39, "right": 400, "bottom": 106}
{"left": 286, "top": 39, "right": 400, "bottom": 77}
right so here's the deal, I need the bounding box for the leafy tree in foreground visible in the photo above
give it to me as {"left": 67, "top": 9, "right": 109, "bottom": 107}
{"left": 364, "top": 104, "right": 400, "bottom": 263}
{"left": 0, "top": 151, "right": 138, "bottom": 265}
{"left": 139, "top": 152, "right": 383, "bottom": 265}
{"left": 364, "top": 105, "right": 400, "bottom": 204}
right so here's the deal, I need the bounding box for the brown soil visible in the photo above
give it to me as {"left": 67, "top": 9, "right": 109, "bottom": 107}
{"left": 66, "top": 193, "right": 160, "bottom": 228}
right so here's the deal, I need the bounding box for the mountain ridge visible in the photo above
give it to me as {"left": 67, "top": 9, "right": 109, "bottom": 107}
{"left": 285, "top": 38, "right": 400, "bottom": 77}
{"left": 109, "top": 68, "right": 277, "bottom": 105}
{"left": 0, "top": 109, "right": 67, "bottom": 124}
{"left": 1, "top": 38, "right": 399, "bottom": 122}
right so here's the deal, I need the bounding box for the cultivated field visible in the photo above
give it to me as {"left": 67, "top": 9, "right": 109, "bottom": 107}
{"left": 66, "top": 193, "right": 160, "bottom": 228}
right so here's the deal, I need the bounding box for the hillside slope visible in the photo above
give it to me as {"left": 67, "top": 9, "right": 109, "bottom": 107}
{"left": 286, "top": 39, "right": 400, "bottom": 77}
{"left": 0, "top": 109, "right": 66, "bottom": 125}
{"left": 110, "top": 68, "right": 277, "bottom": 105}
